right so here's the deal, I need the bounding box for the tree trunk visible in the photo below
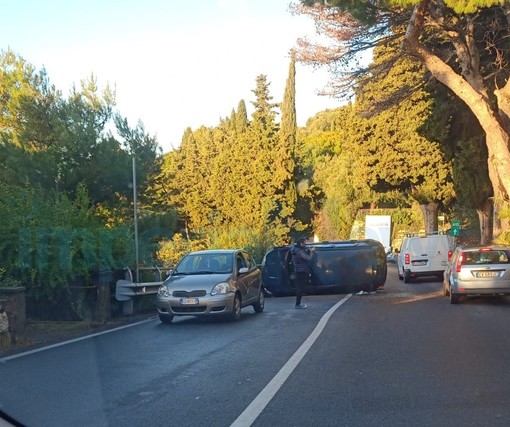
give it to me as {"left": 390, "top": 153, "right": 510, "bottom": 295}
{"left": 404, "top": 3, "right": 510, "bottom": 203}
{"left": 476, "top": 199, "right": 493, "bottom": 245}
{"left": 420, "top": 202, "right": 438, "bottom": 234}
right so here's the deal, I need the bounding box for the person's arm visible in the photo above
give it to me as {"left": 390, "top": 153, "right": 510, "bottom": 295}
{"left": 296, "top": 246, "right": 314, "bottom": 261}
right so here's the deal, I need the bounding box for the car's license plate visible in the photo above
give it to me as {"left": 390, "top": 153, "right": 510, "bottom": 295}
{"left": 476, "top": 271, "right": 499, "bottom": 278}
{"left": 180, "top": 298, "right": 199, "bottom": 305}
{"left": 412, "top": 261, "right": 427, "bottom": 266}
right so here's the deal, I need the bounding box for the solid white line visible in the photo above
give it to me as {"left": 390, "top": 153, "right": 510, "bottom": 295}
{"left": 0, "top": 317, "right": 156, "bottom": 363}
{"left": 230, "top": 294, "right": 352, "bottom": 427}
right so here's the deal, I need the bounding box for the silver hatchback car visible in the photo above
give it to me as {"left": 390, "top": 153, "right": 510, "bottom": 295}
{"left": 156, "top": 249, "right": 264, "bottom": 323}
{"left": 443, "top": 245, "right": 510, "bottom": 304}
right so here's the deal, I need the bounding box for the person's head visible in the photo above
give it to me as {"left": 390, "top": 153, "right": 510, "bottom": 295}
{"left": 295, "top": 237, "right": 307, "bottom": 247}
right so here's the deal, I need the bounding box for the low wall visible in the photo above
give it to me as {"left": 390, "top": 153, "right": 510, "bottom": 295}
{"left": 0, "top": 287, "right": 26, "bottom": 344}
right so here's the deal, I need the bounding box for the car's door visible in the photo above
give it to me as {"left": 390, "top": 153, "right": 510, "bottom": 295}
{"left": 235, "top": 251, "right": 259, "bottom": 304}
{"left": 234, "top": 252, "right": 250, "bottom": 301}
{"left": 241, "top": 251, "right": 261, "bottom": 302}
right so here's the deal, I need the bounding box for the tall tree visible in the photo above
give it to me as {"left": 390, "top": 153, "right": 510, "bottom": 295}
{"left": 235, "top": 100, "right": 248, "bottom": 134}
{"left": 294, "top": 0, "right": 510, "bottom": 235}
{"left": 274, "top": 54, "right": 300, "bottom": 239}
{"left": 354, "top": 42, "right": 455, "bottom": 233}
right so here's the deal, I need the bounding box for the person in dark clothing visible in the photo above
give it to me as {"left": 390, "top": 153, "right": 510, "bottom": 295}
{"left": 290, "top": 237, "right": 315, "bottom": 309}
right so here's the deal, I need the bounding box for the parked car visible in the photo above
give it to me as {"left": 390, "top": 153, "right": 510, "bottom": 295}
{"left": 397, "top": 234, "right": 453, "bottom": 283}
{"left": 443, "top": 245, "right": 510, "bottom": 304}
{"left": 156, "top": 249, "right": 264, "bottom": 323}
{"left": 261, "top": 239, "right": 387, "bottom": 296}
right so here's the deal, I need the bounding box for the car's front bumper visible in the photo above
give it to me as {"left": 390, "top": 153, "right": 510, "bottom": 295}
{"left": 156, "top": 292, "right": 236, "bottom": 316}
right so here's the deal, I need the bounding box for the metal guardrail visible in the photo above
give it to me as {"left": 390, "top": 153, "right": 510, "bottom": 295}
{"left": 115, "top": 266, "right": 172, "bottom": 315}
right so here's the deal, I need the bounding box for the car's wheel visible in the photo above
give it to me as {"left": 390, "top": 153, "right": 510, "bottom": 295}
{"left": 450, "top": 290, "right": 459, "bottom": 305}
{"left": 159, "top": 314, "right": 174, "bottom": 324}
{"left": 398, "top": 270, "right": 403, "bottom": 280}
{"left": 230, "top": 294, "right": 241, "bottom": 321}
{"left": 404, "top": 270, "right": 412, "bottom": 283}
{"left": 252, "top": 288, "right": 265, "bottom": 313}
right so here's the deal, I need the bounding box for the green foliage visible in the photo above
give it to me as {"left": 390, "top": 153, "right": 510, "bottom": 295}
{"left": 0, "top": 268, "right": 22, "bottom": 287}
{"left": 156, "top": 233, "right": 207, "bottom": 268}
{"left": 156, "top": 73, "right": 301, "bottom": 251}
{"left": 0, "top": 50, "right": 164, "bottom": 319}
{"left": 391, "top": 0, "right": 506, "bottom": 14}
{"left": 205, "top": 226, "right": 277, "bottom": 264}
{"left": 494, "top": 202, "right": 510, "bottom": 245}
{"left": 0, "top": 183, "right": 135, "bottom": 319}
{"left": 300, "top": 37, "right": 455, "bottom": 236}
{"left": 297, "top": 0, "right": 510, "bottom": 224}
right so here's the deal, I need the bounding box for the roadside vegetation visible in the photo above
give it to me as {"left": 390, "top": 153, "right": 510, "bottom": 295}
{"left": 1, "top": 0, "right": 510, "bottom": 320}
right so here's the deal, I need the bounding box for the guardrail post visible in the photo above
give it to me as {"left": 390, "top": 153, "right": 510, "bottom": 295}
{"left": 115, "top": 266, "right": 167, "bottom": 316}
{"left": 116, "top": 279, "right": 135, "bottom": 315}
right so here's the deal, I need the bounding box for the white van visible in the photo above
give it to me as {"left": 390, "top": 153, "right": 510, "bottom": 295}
{"left": 397, "top": 234, "right": 453, "bottom": 283}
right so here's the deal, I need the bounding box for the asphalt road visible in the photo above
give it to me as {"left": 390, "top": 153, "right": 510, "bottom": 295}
{"left": 2, "top": 264, "right": 510, "bottom": 426}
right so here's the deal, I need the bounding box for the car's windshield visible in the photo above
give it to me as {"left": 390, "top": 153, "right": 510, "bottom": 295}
{"left": 173, "top": 253, "right": 233, "bottom": 275}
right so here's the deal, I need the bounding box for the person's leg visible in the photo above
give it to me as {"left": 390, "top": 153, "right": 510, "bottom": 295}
{"left": 295, "top": 272, "right": 306, "bottom": 306}
{"left": 295, "top": 280, "right": 302, "bottom": 305}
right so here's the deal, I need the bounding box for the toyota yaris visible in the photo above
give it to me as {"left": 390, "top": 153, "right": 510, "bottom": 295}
{"left": 156, "top": 249, "right": 264, "bottom": 323}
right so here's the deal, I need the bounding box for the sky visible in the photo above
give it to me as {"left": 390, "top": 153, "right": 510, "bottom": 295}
{"left": 1, "top": 0, "right": 341, "bottom": 153}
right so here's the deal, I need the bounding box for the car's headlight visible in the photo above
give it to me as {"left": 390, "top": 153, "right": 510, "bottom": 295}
{"left": 211, "top": 282, "right": 229, "bottom": 295}
{"left": 157, "top": 285, "right": 170, "bottom": 297}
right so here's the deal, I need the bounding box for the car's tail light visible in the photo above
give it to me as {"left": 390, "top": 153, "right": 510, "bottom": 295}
{"left": 404, "top": 253, "right": 410, "bottom": 265}
{"left": 448, "top": 250, "right": 453, "bottom": 261}
{"left": 479, "top": 247, "right": 493, "bottom": 252}
{"left": 456, "top": 252, "right": 464, "bottom": 273}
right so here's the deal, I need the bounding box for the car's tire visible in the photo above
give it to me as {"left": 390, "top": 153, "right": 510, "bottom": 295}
{"left": 230, "top": 294, "right": 242, "bottom": 321}
{"left": 253, "top": 288, "right": 265, "bottom": 313}
{"left": 159, "top": 314, "right": 174, "bottom": 324}
{"left": 450, "top": 291, "right": 459, "bottom": 304}
{"left": 404, "top": 270, "right": 412, "bottom": 283}
{"left": 398, "top": 270, "right": 403, "bottom": 280}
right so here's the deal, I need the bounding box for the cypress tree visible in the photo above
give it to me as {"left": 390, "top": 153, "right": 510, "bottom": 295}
{"left": 274, "top": 53, "right": 299, "bottom": 240}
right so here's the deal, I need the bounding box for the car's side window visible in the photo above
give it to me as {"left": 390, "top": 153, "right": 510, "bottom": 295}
{"left": 241, "top": 251, "right": 254, "bottom": 269}
{"left": 236, "top": 254, "right": 247, "bottom": 271}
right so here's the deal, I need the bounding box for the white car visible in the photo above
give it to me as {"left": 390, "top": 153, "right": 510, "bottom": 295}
{"left": 397, "top": 234, "right": 453, "bottom": 283}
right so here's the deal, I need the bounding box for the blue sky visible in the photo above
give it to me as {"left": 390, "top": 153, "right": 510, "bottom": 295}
{"left": 1, "top": 0, "right": 340, "bottom": 153}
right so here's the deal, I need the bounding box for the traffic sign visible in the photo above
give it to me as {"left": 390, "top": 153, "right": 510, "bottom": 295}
{"left": 450, "top": 220, "right": 460, "bottom": 236}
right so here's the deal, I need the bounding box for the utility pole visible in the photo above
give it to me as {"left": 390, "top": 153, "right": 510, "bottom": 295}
{"left": 132, "top": 157, "right": 139, "bottom": 283}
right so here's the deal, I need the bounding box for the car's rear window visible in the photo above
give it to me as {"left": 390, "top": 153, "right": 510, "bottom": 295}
{"left": 462, "top": 250, "right": 510, "bottom": 265}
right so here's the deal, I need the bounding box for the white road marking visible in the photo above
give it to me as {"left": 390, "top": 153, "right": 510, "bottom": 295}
{"left": 230, "top": 294, "right": 352, "bottom": 427}
{"left": 0, "top": 317, "right": 156, "bottom": 363}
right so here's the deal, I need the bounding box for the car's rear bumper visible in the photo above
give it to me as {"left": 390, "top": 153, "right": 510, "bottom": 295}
{"left": 454, "top": 285, "right": 510, "bottom": 295}
{"left": 405, "top": 269, "right": 445, "bottom": 277}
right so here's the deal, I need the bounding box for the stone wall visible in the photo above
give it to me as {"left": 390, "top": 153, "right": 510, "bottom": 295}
{"left": 0, "top": 287, "right": 26, "bottom": 345}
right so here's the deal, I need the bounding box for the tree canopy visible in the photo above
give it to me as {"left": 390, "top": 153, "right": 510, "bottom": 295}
{"left": 294, "top": 0, "right": 510, "bottom": 219}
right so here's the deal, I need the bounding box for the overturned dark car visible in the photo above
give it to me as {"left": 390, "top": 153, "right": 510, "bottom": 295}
{"left": 261, "top": 239, "right": 387, "bottom": 296}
